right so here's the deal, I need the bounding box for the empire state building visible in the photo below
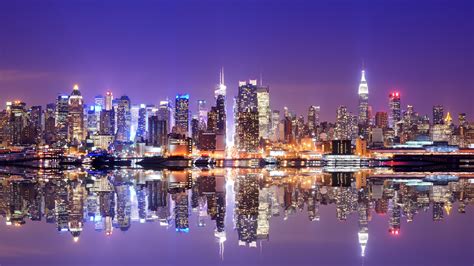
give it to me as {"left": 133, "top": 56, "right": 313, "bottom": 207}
{"left": 358, "top": 70, "right": 369, "bottom": 138}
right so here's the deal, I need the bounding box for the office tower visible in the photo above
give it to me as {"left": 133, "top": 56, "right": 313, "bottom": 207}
{"left": 237, "top": 80, "right": 258, "bottom": 113}
{"left": 197, "top": 100, "right": 207, "bottom": 131}
{"left": 130, "top": 104, "right": 140, "bottom": 140}
{"left": 214, "top": 68, "right": 227, "bottom": 148}
{"left": 207, "top": 107, "right": 218, "bottom": 132}
{"left": 335, "top": 105, "right": 350, "bottom": 140}
{"left": 67, "top": 84, "right": 85, "bottom": 143}
{"left": 29, "top": 106, "right": 42, "bottom": 136}
{"left": 271, "top": 110, "right": 280, "bottom": 141}
{"left": 375, "top": 112, "right": 388, "bottom": 129}
{"left": 44, "top": 103, "right": 56, "bottom": 144}
{"left": 458, "top": 113, "right": 467, "bottom": 128}
{"left": 358, "top": 70, "right": 369, "bottom": 137}
{"left": 174, "top": 94, "right": 190, "bottom": 135}
{"left": 148, "top": 116, "right": 167, "bottom": 147}
{"left": 94, "top": 95, "right": 105, "bottom": 109}
{"left": 8, "top": 101, "right": 27, "bottom": 145}
{"left": 55, "top": 94, "right": 69, "bottom": 144}
{"left": 433, "top": 105, "right": 444, "bottom": 125}
{"left": 136, "top": 105, "right": 147, "bottom": 142}
{"left": 237, "top": 109, "right": 259, "bottom": 152}
{"left": 307, "top": 105, "right": 320, "bottom": 136}
{"left": 157, "top": 100, "right": 173, "bottom": 133}
{"left": 99, "top": 110, "right": 115, "bottom": 135}
{"left": 116, "top": 95, "right": 131, "bottom": 142}
{"left": 257, "top": 85, "right": 271, "bottom": 139}
{"left": 283, "top": 115, "right": 293, "bottom": 143}
{"left": 105, "top": 91, "right": 113, "bottom": 111}
{"left": 388, "top": 92, "right": 401, "bottom": 129}
{"left": 191, "top": 115, "right": 200, "bottom": 145}
{"left": 87, "top": 106, "right": 98, "bottom": 135}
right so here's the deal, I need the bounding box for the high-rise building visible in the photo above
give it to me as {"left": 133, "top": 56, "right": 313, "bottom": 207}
{"left": 148, "top": 116, "right": 167, "bottom": 147}
{"left": 99, "top": 110, "right": 115, "bottom": 135}
{"left": 197, "top": 100, "right": 207, "bottom": 130}
{"left": 55, "top": 94, "right": 69, "bottom": 144}
{"left": 174, "top": 94, "right": 190, "bottom": 135}
{"left": 257, "top": 85, "right": 271, "bottom": 139}
{"left": 214, "top": 68, "right": 227, "bottom": 149}
{"left": 433, "top": 105, "right": 444, "bottom": 125}
{"left": 29, "top": 105, "right": 42, "bottom": 137}
{"left": 237, "top": 80, "right": 258, "bottom": 113}
{"left": 335, "top": 106, "right": 350, "bottom": 140}
{"left": 375, "top": 112, "right": 388, "bottom": 129}
{"left": 68, "top": 84, "right": 85, "bottom": 143}
{"left": 191, "top": 115, "right": 200, "bottom": 145}
{"left": 307, "top": 105, "right": 320, "bottom": 136}
{"left": 105, "top": 91, "right": 113, "bottom": 111}
{"left": 237, "top": 109, "right": 259, "bottom": 152}
{"left": 388, "top": 92, "right": 401, "bottom": 129}
{"left": 8, "top": 101, "right": 27, "bottom": 145}
{"left": 44, "top": 103, "right": 56, "bottom": 144}
{"left": 136, "top": 105, "right": 147, "bottom": 142}
{"left": 358, "top": 70, "right": 369, "bottom": 138}
{"left": 157, "top": 100, "right": 173, "bottom": 133}
{"left": 271, "top": 110, "right": 280, "bottom": 141}
{"left": 116, "top": 95, "right": 131, "bottom": 142}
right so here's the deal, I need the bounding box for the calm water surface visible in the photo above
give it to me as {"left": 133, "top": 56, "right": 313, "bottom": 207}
{"left": 0, "top": 168, "right": 473, "bottom": 266}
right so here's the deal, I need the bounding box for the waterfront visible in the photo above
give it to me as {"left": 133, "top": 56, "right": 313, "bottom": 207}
{"left": 0, "top": 167, "right": 473, "bottom": 265}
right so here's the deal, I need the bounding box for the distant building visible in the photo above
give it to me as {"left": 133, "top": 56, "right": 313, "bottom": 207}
{"left": 116, "top": 95, "right": 131, "bottom": 142}
{"left": 175, "top": 94, "right": 190, "bottom": 136}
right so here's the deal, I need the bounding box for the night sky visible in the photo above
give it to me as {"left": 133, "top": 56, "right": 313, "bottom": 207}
{"left": 0, "top": 0, "right": 473, "bottom": 121}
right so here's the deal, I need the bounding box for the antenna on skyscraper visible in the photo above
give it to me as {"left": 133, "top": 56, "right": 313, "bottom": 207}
{"left": 259, "top": 72, "right": 263, "bottom": 86}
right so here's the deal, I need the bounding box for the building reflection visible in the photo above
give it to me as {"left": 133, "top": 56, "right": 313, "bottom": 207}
{"left": 0, "top": 168, "right": 473, "bottom": 258}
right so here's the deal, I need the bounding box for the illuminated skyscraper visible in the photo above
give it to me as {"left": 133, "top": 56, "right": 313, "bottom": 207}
{"left": 174, "top": 94, "right": 190, "bottom": 135}
{"left": 358, "top": 70, "right": 369, "bottom": 138}
{"left": 375, "top": 112, "right": 388, "bottom": 129}
{"left": 433, "top": 105, "right": 444, "bottom": 125}
{"left": 335, "top": 105, "right": 350, "bottom": 140}
{"left": 197, "top": 100, "right": 207, "bottom": 130}
{"left": 388, "top": 92, "right": 401, "bottom": 129}
{"left": 148, "top": 116, "right": 167, "bottom": 147}
{"left": 105, "top": 91, "right": 113, "bottom": 111}
{"left": 55, "top": 94, "right": 69, "bottom": 144}
{"left": 214, "top": 68, "right": 227, "bottom": 149}
{"left": 68, "top": 84, "right": 85, "bottom": 143}
{"left": 270, "top": 110, "right": 280, "bottom": 141}
{"left": 8, "top": 101, "right": 27, "bottom": 145}
{"left": 237, "top": 109, "right": 259, "bottom": 152}
{"left": 157, "top": 100, "right": 173, "bottom": 133}
{"left": 237, "top": 80, "right": 258, "bottom": 113}
{"left": 307, "top": 105, "right": 320, "bottom": 136}
{"left": 116, "top": 95, "right": 131, "bottom": 142}
{"left": 44, "top": 103, "right": 56, "bottom": 144}
{"left": 136, "top": 105, "right": 147, "bottom": 142}
{"left": 257, "top": 85, "right": 271, "bottom": 139}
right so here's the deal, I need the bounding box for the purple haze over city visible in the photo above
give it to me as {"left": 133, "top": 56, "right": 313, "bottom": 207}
{"left": 0, "top": 0, "right": 473, "bottom": 121}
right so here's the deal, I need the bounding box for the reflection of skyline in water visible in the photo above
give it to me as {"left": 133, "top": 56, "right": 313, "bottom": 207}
{"left": 0, "top": 168, "right": 473, "bottom": 259}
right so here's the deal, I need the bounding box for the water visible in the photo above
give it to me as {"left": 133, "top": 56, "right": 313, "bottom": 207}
{"left": 0, "top": 167, "right": 473, "bottom": 266}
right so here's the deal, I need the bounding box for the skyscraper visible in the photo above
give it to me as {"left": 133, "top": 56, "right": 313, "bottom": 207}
{"left": 335, "top": 105, "right": 350, "bottom": 140}
{"left": 175, "top": 94, "right": 190, "bottom": 135}
{"left": 237, "top": 80, "right": 258, "bottom": 113}
{"left": 8, "top": 101, "right": 27, "bottom": 145}
{"left": 105, "top": 91, "right": 113, "bottom": 111}
{"left": 157, "top": 100, "right": 173, "bottom": 133}
{"left": 68, "top": 84, "right": 85, "bottom": 143}
{"left": 307, "top": 105, "right": 320, "bottom": 136}
{"left": 214, "top": 68, "right": 227, "bottom": 148}
{"left": 55, "top": 94, "right": 69, "bottom": 144}
{"left": 136, "top": 105, "right": 147, "bottom": 142}
{"left": 237, "top": 109, "right": 259, "bottom": 152}
{"left": 148, "top": 116, "right": 167, "bottom": 147}
{"left": 388, "top": 92, "right": 401, "bottom": 129}
{"left": 116, "top": 95, "right": 131, "bottom": 142}
{"left": 375, "top": 112, "right": 388, "bottom": 129}
{"left": 358, "top": 70, "right": 369, "bottom": 138}
{"left": 197, "top": 100, "right": 207, "bottom": 130}
{"left": 257, "top": 85, "right": 271, "bottom": 139}
{"left": 433, "top": 105, "right": 444, "bottom": 125}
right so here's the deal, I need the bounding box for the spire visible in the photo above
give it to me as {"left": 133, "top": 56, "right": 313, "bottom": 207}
{"left": 358, "top": 69, "right": 368, "bottom": 95}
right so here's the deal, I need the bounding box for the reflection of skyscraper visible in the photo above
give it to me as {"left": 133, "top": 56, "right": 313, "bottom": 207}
{"left": 235, "top": 174, "right": 259, "bottom": 247}
{"left": 174, "top": 192, "right": 189, "bottom": 232}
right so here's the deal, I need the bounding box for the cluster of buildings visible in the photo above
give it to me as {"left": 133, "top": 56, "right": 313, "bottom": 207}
{"left": 0, "top": 69, "right": 473, "bottom": 158}
{"left": 0, "top": 168, "right": 473, "bottom": 257}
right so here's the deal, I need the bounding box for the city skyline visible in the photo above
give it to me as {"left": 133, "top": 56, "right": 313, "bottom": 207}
{"left": 0, "top": 1, "right": 473, "bottom": 121}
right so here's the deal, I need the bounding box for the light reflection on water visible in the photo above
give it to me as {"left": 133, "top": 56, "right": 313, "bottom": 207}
{"left": 0, "top": 167, "right": 473, "bottom": 265}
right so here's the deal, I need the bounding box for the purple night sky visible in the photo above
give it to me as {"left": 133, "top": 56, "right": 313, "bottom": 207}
{"left": 0, "top": 0, "right": 473, "bottom": 121}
